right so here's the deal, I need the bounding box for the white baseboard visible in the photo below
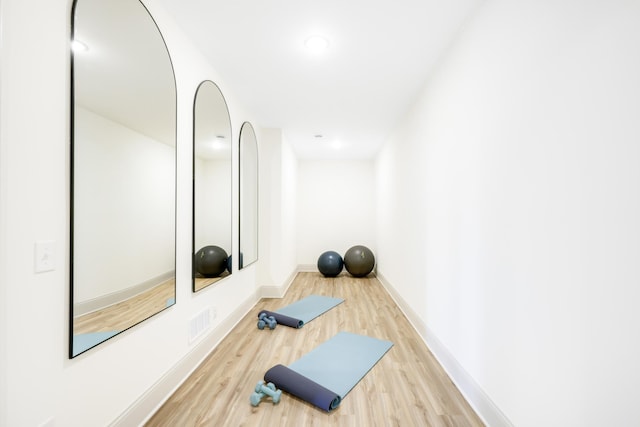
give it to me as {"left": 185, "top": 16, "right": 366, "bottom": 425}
{"left": 376, "top": 271, "right": 513, "bottom": 427}
{"left": 258, "top": 264, "right": 318, "bottom": 298}
{"left": 297, "top": 263, "right": 316, "bottom": 272}
{"left": 109, "top": 290, "right": 259, "bottom": 427}
{"left": 258, "top": 268, "right": 299, "bottom": 298}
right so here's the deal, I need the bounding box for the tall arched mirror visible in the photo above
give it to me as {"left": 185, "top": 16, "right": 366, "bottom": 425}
{"left": 70, "top": 0, "right": 176, "bottom": 358}
{"left": 193, "top": 81, "right": 232, "bottom": 292}
{"left": 239, "top": 122, "right": 258, "bottom": 269}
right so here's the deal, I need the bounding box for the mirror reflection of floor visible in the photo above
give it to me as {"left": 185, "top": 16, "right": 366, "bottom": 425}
{"left": 194, "top": 271, "right": 229, "bottom": 292}
{"left": 73, "top": 278, "right": 175, "bottom": 335}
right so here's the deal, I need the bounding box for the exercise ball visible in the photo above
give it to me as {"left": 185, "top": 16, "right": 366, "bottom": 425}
{"left": 317, "top": 250, "right": 344, "bottom": 277}
{"left": 226, "top": 252, "right": 244, "bottom": 272}
{"left": 343, "top": 245, "right": 375, "bottom": 277}
{"left": 195, "top": 245, "right": 228, "bottom": 277}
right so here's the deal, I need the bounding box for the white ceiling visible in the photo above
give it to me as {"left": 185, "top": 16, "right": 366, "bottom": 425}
{"left": 157, "top": 0, "right": 482, "bottom": 159}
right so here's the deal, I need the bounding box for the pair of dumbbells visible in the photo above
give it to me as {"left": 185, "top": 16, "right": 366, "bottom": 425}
{"left": 257, "top": 313, "right": 277, "bottom": 330}
{"left": 249, "top": 381, "right": 282, "bottom": 406}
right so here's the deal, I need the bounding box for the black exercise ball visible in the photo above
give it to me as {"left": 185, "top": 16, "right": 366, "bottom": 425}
{"left": 195, "top": 245, "right": 228, "bottom": 277}
{"left": 317, "top": 250, "right": 344, "bottom": 277}
{"left": 343, "top": 245, "right": 375, "bottom": 277}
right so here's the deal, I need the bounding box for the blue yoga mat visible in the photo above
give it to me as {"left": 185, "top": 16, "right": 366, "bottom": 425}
{"left": 264, "top": 332, "right": 393, "bottom": 411}
{"left": 259, "top": 295, "right": 344, "bottom": 328}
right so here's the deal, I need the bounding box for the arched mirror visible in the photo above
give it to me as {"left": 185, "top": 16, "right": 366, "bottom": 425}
{"left": 193, "top": 81, "right": 232, "bottom": 292}
{"left": 239, "top": 122, "right": 258, "bottom": 269}
{"left": 70, "top": 0, "right": 176, "bottom": 357}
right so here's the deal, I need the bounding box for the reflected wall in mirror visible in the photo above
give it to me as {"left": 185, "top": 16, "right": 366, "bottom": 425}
{"left": 193, "top": 81, "right": 232, "bottom": 292}
{"left": 70, "top": 0, "right": 176, "bottom": 358}
{"left": 239, "top": 122, "right": 259, "bottom": 269}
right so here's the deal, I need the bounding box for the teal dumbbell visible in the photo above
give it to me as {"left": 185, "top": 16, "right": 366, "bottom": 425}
{"left": 249, "top": 381, "right": 282, "bottom": 406}
{"left": 257, "top": 313, "right": 277, "bottom": 330}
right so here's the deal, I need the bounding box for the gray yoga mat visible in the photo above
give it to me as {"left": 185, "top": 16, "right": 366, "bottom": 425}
{"left": 259, "top": 294, "right": 344, "bottom": 328}
{"left": 289, "top": 331, "right": 393, "bottom": 397}
{"left": 264, "top": 331, "right": 393, "bottom": 411}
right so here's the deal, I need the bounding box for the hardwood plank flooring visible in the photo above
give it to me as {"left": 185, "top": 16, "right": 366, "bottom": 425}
{"left": 146, "top": 272, "right": 484, "bottom": 426}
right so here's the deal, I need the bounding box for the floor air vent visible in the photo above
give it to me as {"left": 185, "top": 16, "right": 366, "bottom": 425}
{"left": 189, "top": 308, "right": 211, "bottom": 344}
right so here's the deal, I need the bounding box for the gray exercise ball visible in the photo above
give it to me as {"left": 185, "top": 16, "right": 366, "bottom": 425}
{"left": 343, "top": 245, "right": 375, "bottom": 277}
{"left": 317, "top": 250, "right": 344, "bottom": 277}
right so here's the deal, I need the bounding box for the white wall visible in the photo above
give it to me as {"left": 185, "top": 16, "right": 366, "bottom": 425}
{"left": 0, "top": 0, "right": 14, "bottom": 422}
{"left": 257, "top": 129, "right": 299, "bottom": 287}
{"left": 376, "top": 0, "right": 640, "bottom": 426}
{"left": 0, "top": 0, "right": 262, "bottom": 425}
{"left": 296, "top": 159, "right": 376, "bottom": 267}
{"left": 280, "top": 137, "right": 299, "bottom": 275}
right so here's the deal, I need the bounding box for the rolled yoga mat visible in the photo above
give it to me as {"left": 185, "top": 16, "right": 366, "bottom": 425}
{"left": 258, "top": 294, "right": 344, "bottom": 328}
{"left": 263, "top": 331, "right": 393, "bottom": 411}
{"left": 264, "top": 364, "right": 341, "bottom": 411}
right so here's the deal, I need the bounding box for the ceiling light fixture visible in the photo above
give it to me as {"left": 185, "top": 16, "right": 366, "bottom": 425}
{"left": 71, "top": 39, "right": 88, "bottom": 52}
{"left": 304, "top": 35, "right": 329, "bottom": 53}
{"left": 211, "top": 137, "right": 227, "bottom": 150}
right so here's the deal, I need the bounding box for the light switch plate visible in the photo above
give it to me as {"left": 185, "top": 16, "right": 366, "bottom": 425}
{"left": 35, "top": 240, "right": 56, "bottom": 273}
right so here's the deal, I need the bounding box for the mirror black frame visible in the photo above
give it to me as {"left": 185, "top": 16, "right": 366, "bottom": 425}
{"left": 192, "top": 80, "right": 233, "bottom": 292}
{"left": 69, "top": 0, "right": 177, "bottom": 358}
{"left": 238, "top": 121, "right": 259, "bottom": 269}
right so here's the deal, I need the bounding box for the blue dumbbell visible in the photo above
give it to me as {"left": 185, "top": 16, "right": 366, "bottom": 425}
{"left": 249, "top": 381, "right": 282, "bottom": 406}
{"left": 257, "top": 313, "right": 277, "bottom": 330}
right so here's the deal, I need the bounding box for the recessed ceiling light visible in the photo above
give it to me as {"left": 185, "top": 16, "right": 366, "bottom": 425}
{"left": 304, "top": 35, "right": 329, "bottom": 53}
{"left": 71, "top": 39, "right": 88, "bottom": 52}
{"left": 211, "top": 138, "right": 228, "bottom": 150}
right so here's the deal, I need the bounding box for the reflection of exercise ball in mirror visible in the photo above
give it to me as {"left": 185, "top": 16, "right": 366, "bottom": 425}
{"left": 195, "top": 245, "right": 228, "bottom": 277}
{"left": 226, "top": 252, "right": 243, "bottom": 273}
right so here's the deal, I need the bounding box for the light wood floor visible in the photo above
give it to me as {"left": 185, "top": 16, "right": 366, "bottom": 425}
{"left": 146, "top": 272, "right": 484, "bottom": 427}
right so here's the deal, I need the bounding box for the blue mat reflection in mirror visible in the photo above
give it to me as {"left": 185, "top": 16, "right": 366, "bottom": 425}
{"left": 72, "top": 330, "right": 120, "bottom": 356}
